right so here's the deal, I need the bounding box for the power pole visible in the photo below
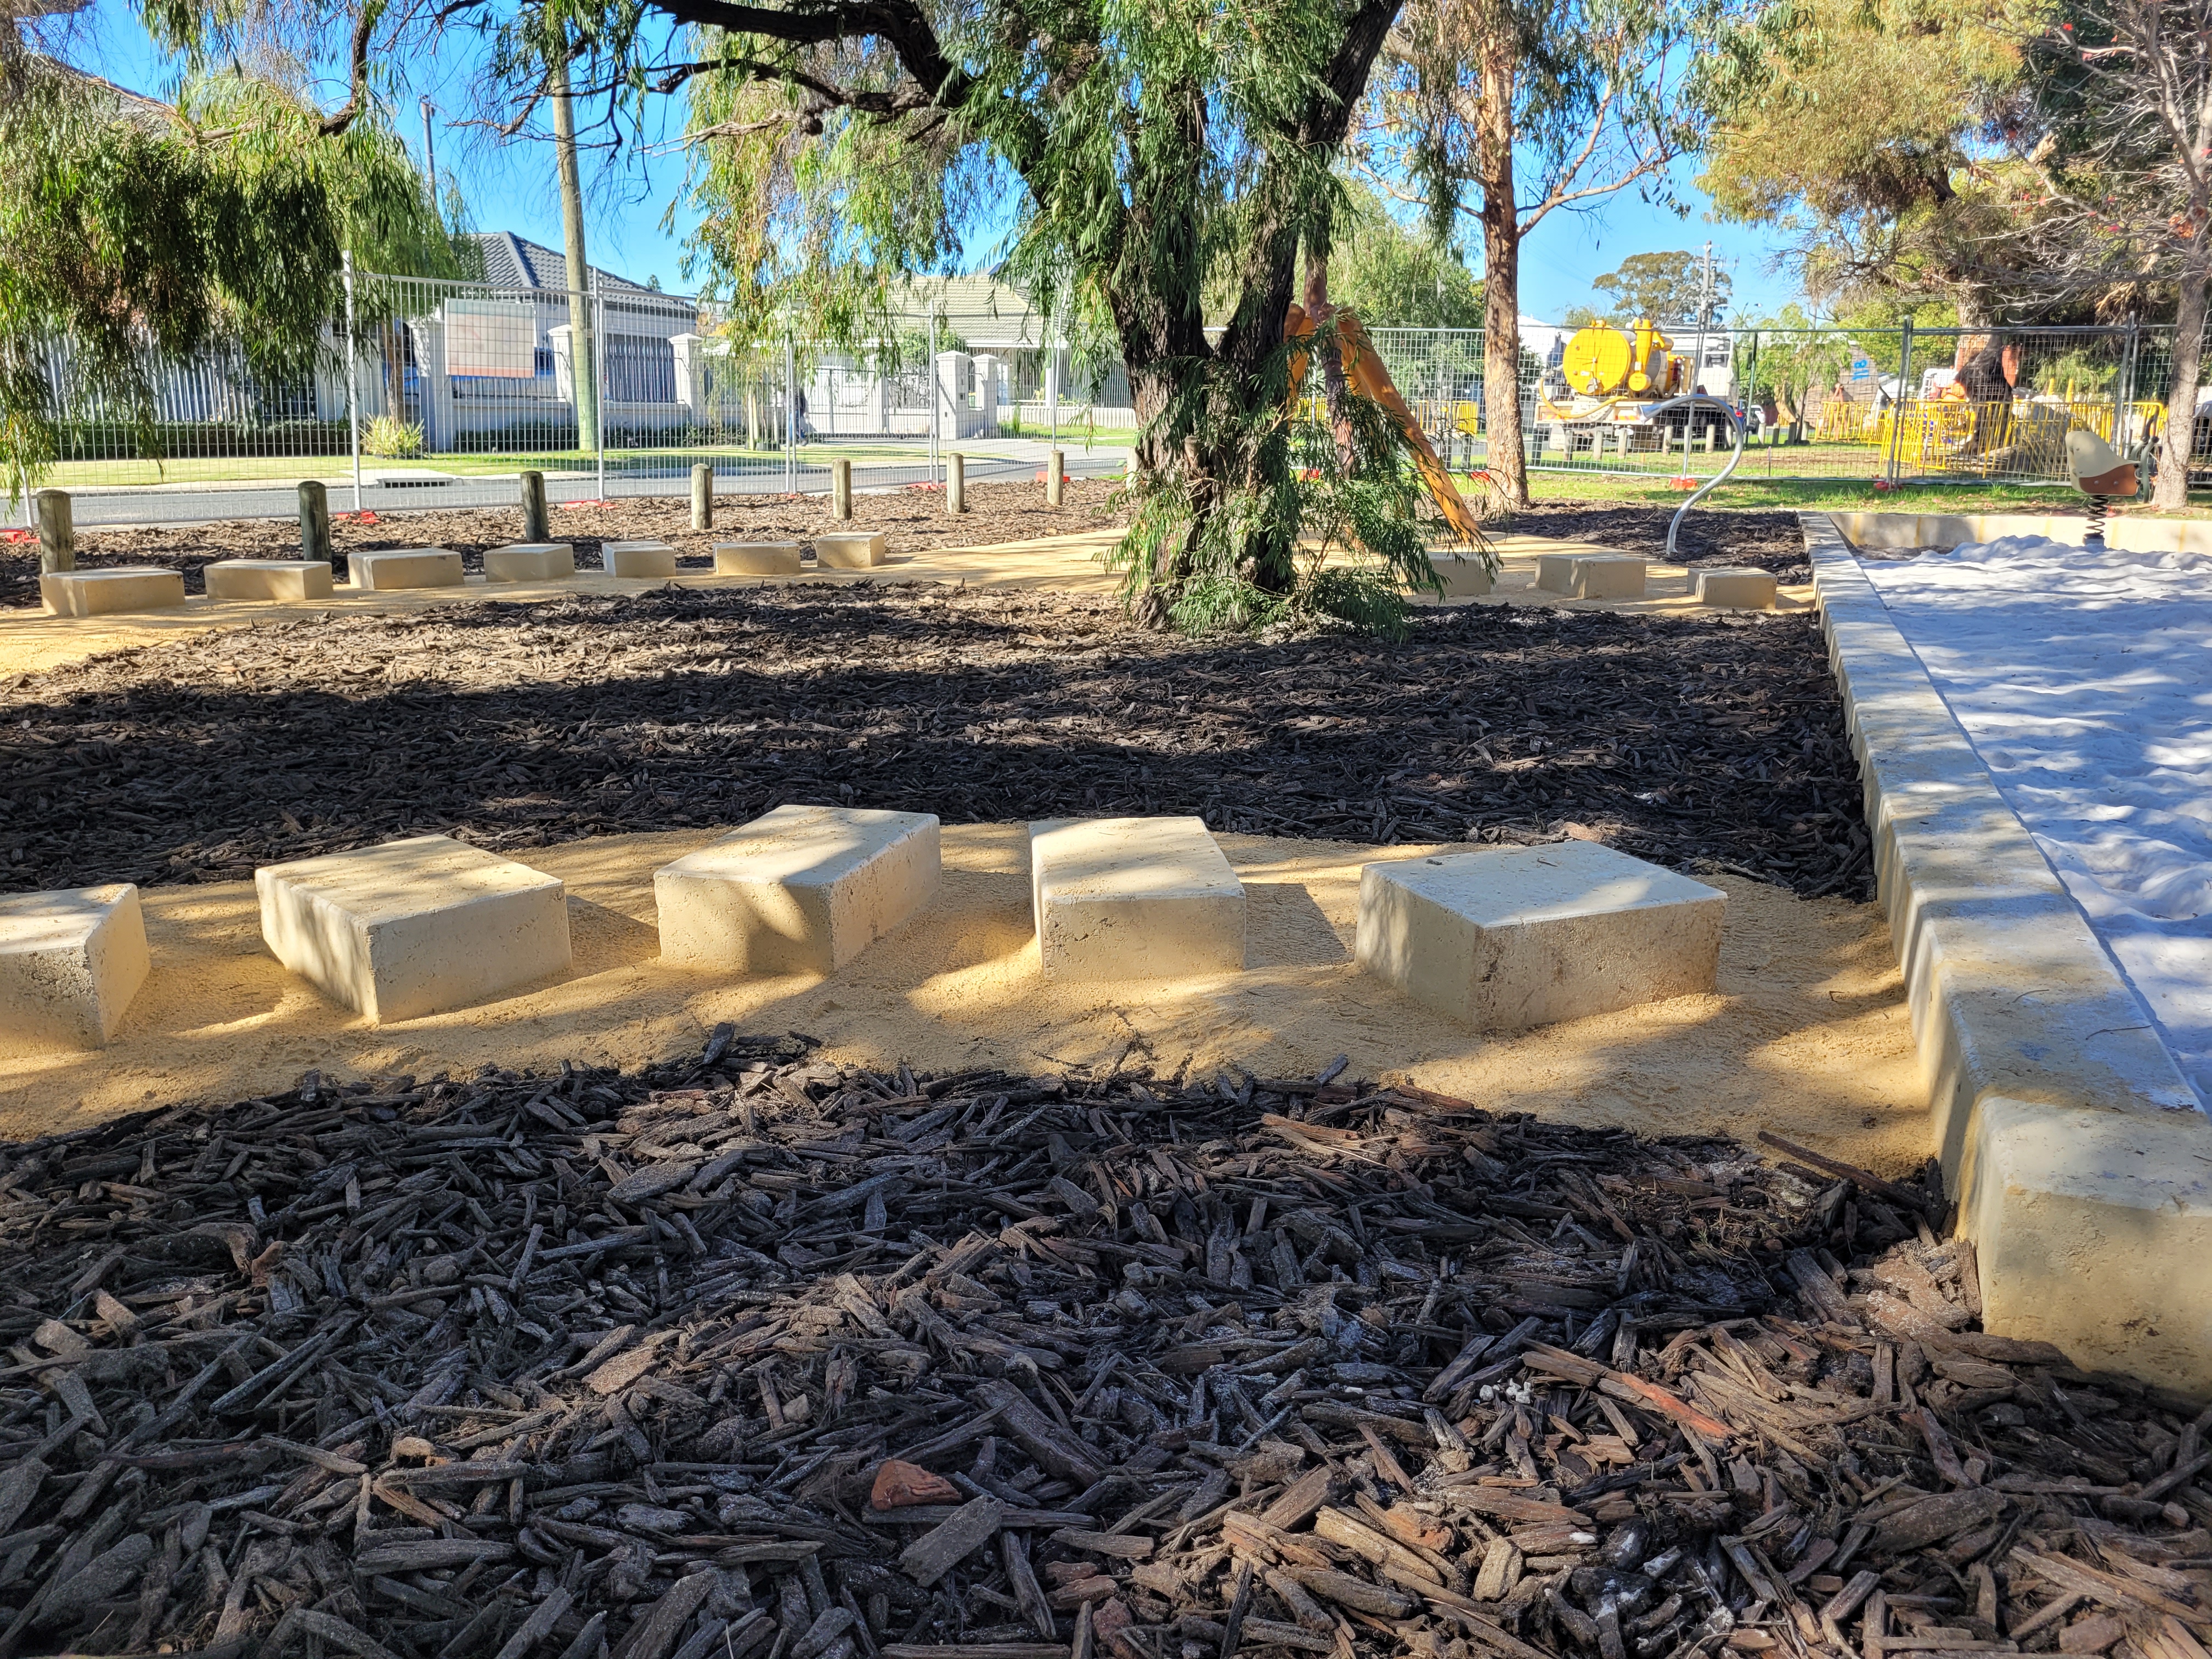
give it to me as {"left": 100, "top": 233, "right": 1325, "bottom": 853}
{"left": 548, "top": 49, "right": 599, "bottom": 456}
{"left": 420, "top": 97, "right": 437, "bottom": 208}
{"left": 1689, "top": 241, "right": 1714, "bottom": 393}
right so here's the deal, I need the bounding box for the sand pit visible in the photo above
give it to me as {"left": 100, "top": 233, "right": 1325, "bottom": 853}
{"left": 0, "top": 822, "right": 1926, "bottom": 1170}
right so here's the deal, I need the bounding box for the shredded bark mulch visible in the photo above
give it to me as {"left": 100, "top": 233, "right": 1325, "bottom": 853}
{"left": 0, "top": 482, "right": 1128, "bottom": 608}
{"left": 0, "top": 586, "right": 1869, "bottom": 900}
{"left": 1496, "top": 505, "right": 1812, "bottom": 583}
{"left": 0, "top": 1037, "right": 2195, "bottom": 1659}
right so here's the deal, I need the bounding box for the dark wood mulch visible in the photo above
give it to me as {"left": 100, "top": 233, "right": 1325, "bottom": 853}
{"left": 0, "top": 481, "right": 1128, "bottom": 608}
{"left": 1, "top": 585, "right": 1870, "bottom": 900}
{"left": 1500, "top": 503, "right": 1813, "bottom": 581}
{"left": 0, "top": 1035, "right": 2188, "bottom": 1659}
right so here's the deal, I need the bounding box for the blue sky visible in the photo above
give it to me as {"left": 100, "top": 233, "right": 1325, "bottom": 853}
{"left": 67, "top": 0, "right": 1803, "bottom": 323}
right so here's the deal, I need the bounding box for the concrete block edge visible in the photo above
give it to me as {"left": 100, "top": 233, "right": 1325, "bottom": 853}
{"left": 1805, "top": 511, "right": 2209, "bottom": 1390}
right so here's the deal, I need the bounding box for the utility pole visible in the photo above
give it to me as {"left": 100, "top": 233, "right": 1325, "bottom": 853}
{"left": 420, "top": 97, "right": 437, "bottom": 207}
{"left": 1689, "top": 241, "right": 1714, "bottom": 393}
{"left": 548, "top": 47, "right": 598, "bottom": 456}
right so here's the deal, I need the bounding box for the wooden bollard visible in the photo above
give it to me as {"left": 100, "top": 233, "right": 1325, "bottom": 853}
{"left": 298, "top": 480, "right": 331, "bottom": 565}
{"left": 832, "top": 458, "right": 853, "bottom": 521}
{"left": 34, "top": 488, "right": 73, "bottom": 573}
{"left": 520, "top": 470, "right": 549, "bottom": 543}
{"left": 691, "top": 463, "right": 713, "bottom": 531}
{"left": 1046, "top": 449, "right": 1064, "bottom": 508}
{"left": 947, "top": 453, "right": 966, "bottom": 514}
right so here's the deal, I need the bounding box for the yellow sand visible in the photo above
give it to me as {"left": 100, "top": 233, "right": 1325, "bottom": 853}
{"left": 2, "top": 531, "right": 1815, "bottom": 678}
{"left": 0, "top": 825, "right": 1926, "bottom": 1175}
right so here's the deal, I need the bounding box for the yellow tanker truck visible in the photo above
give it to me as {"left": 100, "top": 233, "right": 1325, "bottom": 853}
{"left": 1538, "top": 318, "right": 1734, "bottom": 453}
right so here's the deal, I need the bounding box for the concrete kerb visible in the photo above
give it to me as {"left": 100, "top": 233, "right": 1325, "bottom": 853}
{"left": 1805, "top": 511, "right": 2212, "bottom": 1389}
{"left": 1830, "top": 509, "right": 2212, "bottom": 553}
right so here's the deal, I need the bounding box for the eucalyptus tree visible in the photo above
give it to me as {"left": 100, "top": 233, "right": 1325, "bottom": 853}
{"left": 1353, "top": 0, "right": 1723, "bottom": 505}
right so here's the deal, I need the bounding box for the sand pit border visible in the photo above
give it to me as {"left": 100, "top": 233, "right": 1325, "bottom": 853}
{"left": 1809, "top": 510, "right": 2212, "bottom": 1390}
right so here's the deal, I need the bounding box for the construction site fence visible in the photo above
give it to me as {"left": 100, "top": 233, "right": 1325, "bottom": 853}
{"left": 1358, "top": 321, "right": 2194, "bottom": 492}
{"left": 12, "top": 271, "right": 2207, "bottom": 524}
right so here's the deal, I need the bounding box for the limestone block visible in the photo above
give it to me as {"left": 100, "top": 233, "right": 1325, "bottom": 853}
{"left": 348, "top": 548, "right": 463, "bottom": 590}
{"left": 0, "top": 884, "right": 149, "bottom": 1049}
{"left": 1434, "top": 555, "right": 1494, "bottom": 597}
{"left": 656, "top": 805, "right": 941, "bottom": 974}
{"left": 483, "top": 542, "right": 576, "bottom": 583}
{"left": 256, "top": 834, "right": 571, "bottom": 1023}
{"left": 1694, "top": 567, "right": 1778, "bottom": 610}
{"left": 815, "top": 532, "right": 887, "bottom": 569}
{"left": 1030, "top": 816, "right": 1246, "bottom": 981}
{"left": 1356, "top": 841, "right": 1724, "bottom": 1032}
{"left": 204, "top": 560, "right": 335, "bottom": 602}
{"left": 715, "top": 541, "right": 803, "bottom": 575}
{"left": 1569, "top": 555, "right": 1645, "bottom": 599}
{"left": 1534, "top": 552, "right": 1581, "bottom": 594}
{"left": 603, "top": 541, "right": 679, "bottom": 578}
{"left": 40, "top": 568, "right": 187, "bottom": 617}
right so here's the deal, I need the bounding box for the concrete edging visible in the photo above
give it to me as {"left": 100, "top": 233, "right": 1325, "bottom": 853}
{"left": 1807, "top": 511, "right": 2212, "bottom": 1389}
{"left": 1831, "top": 508, "right": 2212, "bottom": 553}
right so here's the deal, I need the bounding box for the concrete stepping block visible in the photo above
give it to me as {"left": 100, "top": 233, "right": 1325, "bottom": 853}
{"left": 815, "top": 532, "right": 887, "bottom": 569}
{"left": 603, "top": 541, "right": 679, "bottom": 579}
{"left": 205, "top": 560, "right": 335, "bottom": 602}
{"left": 1356, "top": 840, "right": 1723, "bottom": 1032}
{"left": 348, "top": 548, "right": 463, "bottom": 590}
{"left": 655, "top": 804, "right": 941, "bottom": 973}
{"left": 1536, "top": 552, "right": 1645, "bottom": 599}
{"left": 1030, "top": 816, "right": 1245, "bottom": 981}
{"left": 1434, "top": 555, "right": 1494, "bottom": 597}
{"left": 256, "top": 834, "right": 571, "bottom": 1023}
{"left": 483, "top": 542, "right": 576, "bottom": 583}
{"left": 0, "top": 884, "right": 149, "bottom": 1050}
{"left": 40, "top": 567, "right": 187, "bottom": 617}
{"left": 715, "top": 541, "right": 803, "bottom": 575}
{"left": 1694, "top": 566, "right": 1779, "bottom": 610}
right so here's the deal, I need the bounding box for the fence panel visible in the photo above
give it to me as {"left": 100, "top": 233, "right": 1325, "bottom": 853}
{"left": 17, "top": 280, "right": 2208, "bottom": 527}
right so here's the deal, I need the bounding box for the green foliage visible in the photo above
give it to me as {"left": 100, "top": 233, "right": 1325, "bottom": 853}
{"left": 0, "top": 63, "right": 459, "bottom": 501}
{"left": 362, "top": 414, "right": 426, "bottom": 457}
{"left": 1327, "top": 184, "right": 1483, "bottom": 329}
{"left": 1588, "top": 250, "right": 1731, "bottom": 326}
{"left": 1107, "top": 324, "right": 1447, "bottom": 638}
{"left": 1697, "top": 0, "right": 2066, "bottom": 317}
{"left": 628, "top": 0, "right": 1414, "bottom": 631}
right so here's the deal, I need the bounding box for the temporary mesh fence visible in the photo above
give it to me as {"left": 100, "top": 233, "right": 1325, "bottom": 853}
{"left": 12, "top": 267, "right": 2204, "bottom": 526}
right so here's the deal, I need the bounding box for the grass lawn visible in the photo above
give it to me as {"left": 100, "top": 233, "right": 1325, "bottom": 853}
{"left": 1519, "top": 465, "right": 2212, "bottom": 517}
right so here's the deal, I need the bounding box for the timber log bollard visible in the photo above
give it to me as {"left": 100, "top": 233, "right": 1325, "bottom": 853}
{"left": 35, "top": 489, "right": 74, "bottom": 573}
{"left": 298, "top": 481, "right": 332, "bottom": 565}
{"left": 520, "top": 470, "right": 549, "bottom": 544}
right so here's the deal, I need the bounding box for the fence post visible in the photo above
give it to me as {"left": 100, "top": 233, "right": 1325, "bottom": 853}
{"left": 520, "top": 470, "right": 549, "bottom": 543}
{"left": 34, "top": 489, "right": 73, "bottom": 574}
{"left": 1886, "top": 320, "right": 1914, "bottom": 485}
{"left": 691, "top": 462, "right": 713, "bottom": 531}
{"left": 2119, "top": 319, "right": 2141, "bottom": 457}
{"left": 592, "top": 270, "right": 607, "bottom": 501}
{"left": 298, "top": 481, "right": 331, "bottom": 565}
{"left": 832, "top": 458, "right": 852, "bottom": 521}
{"left": 343, "top": 251, "right": 363, "bottom": 512}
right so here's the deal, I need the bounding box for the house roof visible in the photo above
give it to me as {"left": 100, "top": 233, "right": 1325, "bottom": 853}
{"left": 468, "top": 233, "right": 693, "bottom": 317}
{"left": 892, "top": 275, "right": 1053, "bottom": 349}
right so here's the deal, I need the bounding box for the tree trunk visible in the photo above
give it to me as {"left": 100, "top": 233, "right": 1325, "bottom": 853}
{"left": 1303, "top": 213, "right": 1356, "bottom": 469}
{"left": 1474, "top": 33, "right": 1528, "bottom": 507}
{"left": 2154, "top": 257, "right": 2207, "bottom": 512}
{"left": 549, "top": 51, "right": 599, "bottom": 457}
